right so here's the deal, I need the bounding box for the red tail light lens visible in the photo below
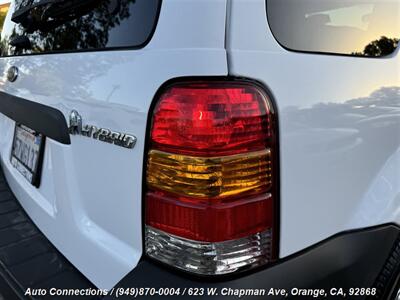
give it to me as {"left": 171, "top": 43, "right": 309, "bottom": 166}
{"left": 147, "top": 191, "right": 273, "bottom": 242}
{"left": 145, "top": 80, "right": 278, "bottom": 275}
{"left": 150, "top": 84, "right": 272, "bottom": 156}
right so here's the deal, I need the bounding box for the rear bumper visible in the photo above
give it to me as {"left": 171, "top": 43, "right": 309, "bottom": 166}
{"left": 0, "top": 164, "right": 399, "bottom": 299}
{"left": 112, "top": 225, "right": 400, "bottom": 299}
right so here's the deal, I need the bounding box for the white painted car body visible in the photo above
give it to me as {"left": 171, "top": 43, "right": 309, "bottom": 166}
{"left": 227, "top": 0, "right": 400, "bottom": 258}
{"left": 0, "top": 0, "right": 398, "bottom": 290}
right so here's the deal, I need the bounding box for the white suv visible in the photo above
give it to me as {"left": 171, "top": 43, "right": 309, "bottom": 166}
{"left": 0, "top": 0, "right": 399, "bottom": 299}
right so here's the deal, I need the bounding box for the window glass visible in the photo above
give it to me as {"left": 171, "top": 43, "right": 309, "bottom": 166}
{"left": 0, "top": 0, "right": 161, "bottom": 56}
{"left": 0, "top": 2, "right": 10, "bottom": 32}
{"left": 267, "top": 0, "right": 400, "bottom": 57}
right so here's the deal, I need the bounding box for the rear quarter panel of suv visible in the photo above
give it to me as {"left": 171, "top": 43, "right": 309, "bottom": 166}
{"left": 227, "top": 0, "right": 400, "bottom": 258}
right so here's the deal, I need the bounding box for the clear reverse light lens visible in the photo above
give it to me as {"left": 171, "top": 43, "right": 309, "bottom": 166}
{"left": 146, "top": 226, "right": 272, "bottom": 275}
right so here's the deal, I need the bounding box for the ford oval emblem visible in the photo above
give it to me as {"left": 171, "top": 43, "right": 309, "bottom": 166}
{"left": 7, "top": 66, "right": 19, "bottom": 82}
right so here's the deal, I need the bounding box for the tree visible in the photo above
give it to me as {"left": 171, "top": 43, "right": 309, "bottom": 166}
{"left": 353, "top": 36, "right": 399, "bottom": 57}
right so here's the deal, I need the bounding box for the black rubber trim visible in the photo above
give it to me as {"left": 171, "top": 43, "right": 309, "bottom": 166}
{"left": 0, "top": 91, "right": 71, "bottom": 145}
{"left": 370, "top": 234, "right": 400, "bottom": 299}
{"left": 111, "top": 224, "right": 400, "bottom": 299}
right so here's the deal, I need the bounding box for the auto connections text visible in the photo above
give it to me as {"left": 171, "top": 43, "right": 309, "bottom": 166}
{"left": 24, "top": 287, "right": 377, "bottom": 298}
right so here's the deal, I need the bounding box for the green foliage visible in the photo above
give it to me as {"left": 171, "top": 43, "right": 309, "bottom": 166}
{"left": 353, "top": 36, "right": 399, "bottom": 57}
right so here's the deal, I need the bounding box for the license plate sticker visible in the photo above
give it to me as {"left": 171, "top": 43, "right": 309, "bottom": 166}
{"left": 11, "top": 124, "right": 45, "bottom": 187}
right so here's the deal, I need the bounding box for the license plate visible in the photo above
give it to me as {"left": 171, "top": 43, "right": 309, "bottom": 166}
{"left": 11, "top": 124, "right": 45, "bottom": 187}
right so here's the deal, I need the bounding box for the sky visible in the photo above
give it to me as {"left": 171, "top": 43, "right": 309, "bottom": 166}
{"left": 0, "top": 0, "right": 9, "bottom": 4}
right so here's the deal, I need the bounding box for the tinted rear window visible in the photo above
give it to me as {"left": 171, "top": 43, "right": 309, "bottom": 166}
{"left": 267, "top": 0, "right": 400, "bottom": 57}
{"left": 0, "top": 0, "right": 161, "bottom": 56}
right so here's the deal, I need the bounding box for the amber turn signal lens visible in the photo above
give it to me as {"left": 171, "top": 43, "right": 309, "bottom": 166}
{"left": 147, "top": 149, "right": 272, "bottom": 199}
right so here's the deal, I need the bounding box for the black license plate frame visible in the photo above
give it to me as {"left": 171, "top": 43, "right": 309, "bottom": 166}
{"left": 10, "top": 124, "right": 45, "bottom": 187}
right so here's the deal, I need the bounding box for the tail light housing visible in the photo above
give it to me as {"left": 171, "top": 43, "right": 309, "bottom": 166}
{"left": 145, "top": 80, "right": 278, "bottom": 275}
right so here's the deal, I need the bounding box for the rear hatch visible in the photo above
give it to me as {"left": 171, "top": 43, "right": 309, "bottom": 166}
{"left": 0, "top": 0, "right": 228, "bottom": 289}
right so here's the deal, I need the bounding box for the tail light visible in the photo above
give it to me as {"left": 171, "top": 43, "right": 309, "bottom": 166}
{"left": 145, "top": 80, "right": 278, "bottom": 275}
